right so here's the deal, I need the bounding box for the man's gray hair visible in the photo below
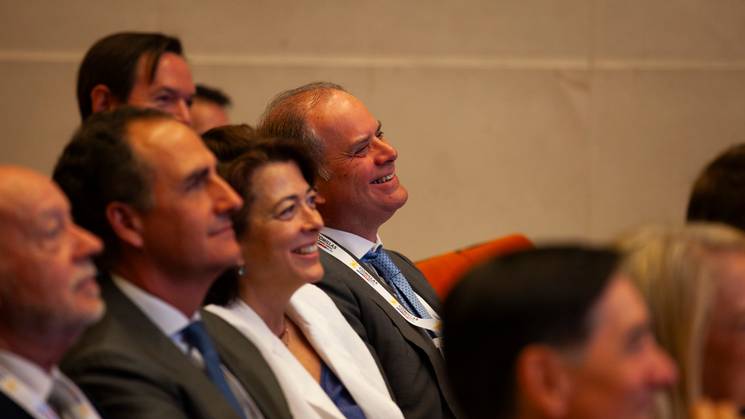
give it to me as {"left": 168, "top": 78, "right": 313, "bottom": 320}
{"left": 257, "top": 81, "right": 347, "bottom": 180}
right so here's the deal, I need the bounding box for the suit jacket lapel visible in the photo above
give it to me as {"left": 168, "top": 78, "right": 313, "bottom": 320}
{"left": 320, "top": 242, "right": 462, "bottom": 415}
{"left": 99, "top": 276, "right": 244, "bottom": 419}
{"left": 390, "top": 250, "right": 442, "bottom": 313}
{"left": 201, "top": 311, "right": 292, "bottom": 419}
{"left": 380, "top": 254, "right": 462, "bottom": 416}
{"left": 319, "top": 243, "right": 437, "bottom": 357}
{"left": 290, "top": 290, "right": 395, "bottom": 419}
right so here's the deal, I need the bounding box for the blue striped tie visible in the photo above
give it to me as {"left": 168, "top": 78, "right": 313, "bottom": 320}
{"left": 181, "top": 321, "right": 247, "bottom": 419}
{"left": 362, "top": 248, "right": 431, "bottom": 319}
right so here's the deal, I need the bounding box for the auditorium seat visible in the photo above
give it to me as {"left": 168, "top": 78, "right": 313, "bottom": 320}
{"left": 416, "top": 234, "right": 533, "bottom": 299}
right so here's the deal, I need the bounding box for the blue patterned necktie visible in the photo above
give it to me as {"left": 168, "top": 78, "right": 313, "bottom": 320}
{"left": 181, "top": 321, "right": 247, "bottom": 419}
{"left": 361, "top": 247, "right": 431, "bottom": 319}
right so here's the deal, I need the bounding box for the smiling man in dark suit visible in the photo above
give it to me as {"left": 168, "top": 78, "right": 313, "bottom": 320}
{"left": 259, "top": 82, "right": 460, "bottom": 419}
{"left": 53, "top": 107, "right": 291, "bottom": 419}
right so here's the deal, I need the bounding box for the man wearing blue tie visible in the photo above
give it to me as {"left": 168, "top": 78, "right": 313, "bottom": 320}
{"left": 53, "top": 107, "right": 292, "bottom": 419}
{"left": 259, "top": 83, "right": 460, "bottom": 419}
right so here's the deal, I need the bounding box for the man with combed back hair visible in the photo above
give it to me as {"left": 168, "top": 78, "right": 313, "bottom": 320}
{"left": 53, "top": 107, "right": 291, "bottom": 419}
{"left": 259, "top": 82, "right": 459, "bottom": 419}
{"left": 0, "top": 166, "right": 103, "bottom": 419}
{"left": 77, "top": 32, "right": 195, "bottom": 125}
{"left": 444, "top": 246, "right": 677, "bottom": 419}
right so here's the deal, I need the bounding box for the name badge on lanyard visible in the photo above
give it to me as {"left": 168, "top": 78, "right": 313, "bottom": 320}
{"left": 318, "top": 234, "right": 443, "bottom": 349}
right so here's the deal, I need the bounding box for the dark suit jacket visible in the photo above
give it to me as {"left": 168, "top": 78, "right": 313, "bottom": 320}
{"left": 317, "top": 240, "right": 461, "bottom": 419}
{"left": 0, "top": 393, "right": 34, "bottom": 419}
{"left": 61, "top": 275, "right": 292, "bottom": 419}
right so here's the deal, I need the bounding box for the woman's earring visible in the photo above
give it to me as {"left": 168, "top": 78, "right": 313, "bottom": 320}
{"left": 237, "top": 265, "right": 246, "bottom": 277}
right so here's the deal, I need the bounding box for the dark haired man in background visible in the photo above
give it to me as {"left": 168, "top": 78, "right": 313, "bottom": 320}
{"left": 191, "top": 83, "right": 233, "bottom": 134}
{"left": 77, "top": 32, "right": 195, "bottom": 125}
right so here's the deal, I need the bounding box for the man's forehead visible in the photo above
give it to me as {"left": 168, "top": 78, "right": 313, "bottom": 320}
{"left": 588, "top": 274, "right": 650, "bottom": 338}
{"left": 136, "top": 52, "right": 194, "bottom": 93}
{"left": 308, "top": 91, "right": 377, "bottom": 141}
{"left": 0, "top": 169, "right": 67, "bottom": 231}
{"left": 310, "top": 90, "right": 362, "bottom": 121}
{"left": 126, "top": 119, "right": 212, "bottom": 175}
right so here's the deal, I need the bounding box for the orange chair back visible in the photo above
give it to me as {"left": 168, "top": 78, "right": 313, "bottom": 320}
{"left": 415, "top": 234, "right": 533, "bottom": 299}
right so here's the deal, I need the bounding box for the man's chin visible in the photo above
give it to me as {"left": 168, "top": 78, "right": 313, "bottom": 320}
{"left": 379, "top": 191, "right": 409, "bottom": 215}
{"left": 77, "top": 300, "right": 106, "bottom": 326}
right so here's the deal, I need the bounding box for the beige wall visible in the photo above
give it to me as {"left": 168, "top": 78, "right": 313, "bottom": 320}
{"left": 2, "top": 0, "right": 744, "bottom": 260}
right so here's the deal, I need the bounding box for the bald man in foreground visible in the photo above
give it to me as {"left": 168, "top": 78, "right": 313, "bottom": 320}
{"left": 0, "top": 166, "right": 104, "bottom": 418}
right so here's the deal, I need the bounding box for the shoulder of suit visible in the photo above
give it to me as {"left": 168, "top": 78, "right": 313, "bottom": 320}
{"left": 385, "top": 249, "right": 417, "bottom": 266}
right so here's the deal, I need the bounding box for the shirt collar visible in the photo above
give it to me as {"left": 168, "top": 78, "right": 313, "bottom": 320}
{"left": 111, "top": 274, "right": 195, "bottom": 339}
{"left": 0, "top": 350, "right": 53, "bottom": 400}
{"left": 321, "top": 226, "right": 382, "bottom": 259}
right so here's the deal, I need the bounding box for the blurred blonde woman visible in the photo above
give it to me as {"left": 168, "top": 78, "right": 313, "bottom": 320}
{"left": 618, "top": 223, "right": 745, "bottom": 419}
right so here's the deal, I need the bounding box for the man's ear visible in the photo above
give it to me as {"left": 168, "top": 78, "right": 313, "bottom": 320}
{"left": 106, "top": 202, "right": 144, "bottom": 248}
{"left": 90, "top": 84, "right": 120, "bottom": 113}
{"left": 515, "top": 345, "right": 574, "bottom": 419}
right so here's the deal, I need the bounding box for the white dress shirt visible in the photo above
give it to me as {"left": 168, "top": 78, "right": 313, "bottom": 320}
{"left": 0, "top": 350, "right": 100, "bottom": 419}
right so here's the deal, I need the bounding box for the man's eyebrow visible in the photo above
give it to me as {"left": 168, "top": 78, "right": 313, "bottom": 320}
{"left": 32, "top": 209, "right": 65, "bottom": 236}
{"left": 153, "top": 87, "right": 192, "bottom": 98}
{"left": 626, "top": 321, "right": 651, "bottom": 345}
{"left": 343, "top": 122, "right": 383, "bottom": 155}
{"left": 153, "top": 87, "right": 178, "bottom": 95}
{"left": 349, "top": 136, "right": 371, "bottom": 150}
{"left": 183, "top": 167, "right": 210, "bottom": 187}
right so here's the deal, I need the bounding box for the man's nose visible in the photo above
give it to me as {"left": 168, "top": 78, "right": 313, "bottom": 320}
{"left": 73, "top": 224, "right": 104, "bottom": 258}
{"left": 373, "top": 139, "right": 398, "bottom": 165}
{"left": 212, "top": 175, "right": 243, "bottom": 212}
{"left": 173, "top": 99, "right": 192, "bottom": 126}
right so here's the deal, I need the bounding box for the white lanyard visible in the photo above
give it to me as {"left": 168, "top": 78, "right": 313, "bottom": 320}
{"left": 318, "top": 234, "right": 442, "bottom": 348}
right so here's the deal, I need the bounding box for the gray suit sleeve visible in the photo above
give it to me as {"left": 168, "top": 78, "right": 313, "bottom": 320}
{"left": 64, "top": 352, "right": 194, "bottom": 419}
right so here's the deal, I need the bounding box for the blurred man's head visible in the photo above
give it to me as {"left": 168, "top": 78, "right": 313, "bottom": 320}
{"left": 444, "top": 246, "right": 676, "bottom": 419}
{"left": 0, "top": 166, "right": 103, "bottom": 368}
{"left": 191, "top": 84, "right": 232, "bottom": 134}
{"left": 259, "top": 82, "right": 407, "bottom": 240}
{"left": 77, "top": 32, "right": 195, "bottom": 125}
{"left": 54, "top": 108, "right": 242, "bottom": 290}
{"left": 687, "top": 143, "right": 745, "bottom": 232}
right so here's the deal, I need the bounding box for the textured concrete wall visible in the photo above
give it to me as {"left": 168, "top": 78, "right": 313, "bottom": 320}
{"left": 2, "top": 0, "right": 744, "bottom": 259}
